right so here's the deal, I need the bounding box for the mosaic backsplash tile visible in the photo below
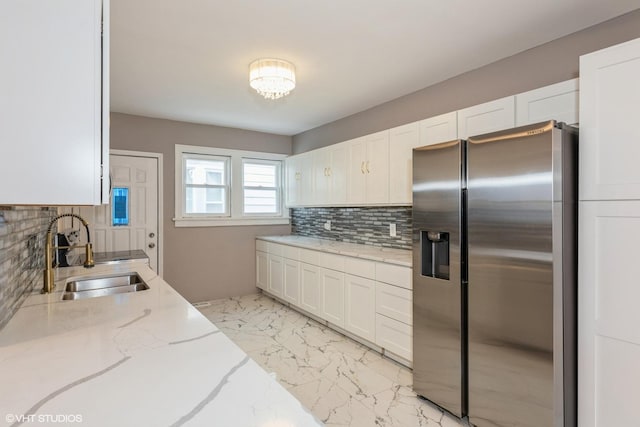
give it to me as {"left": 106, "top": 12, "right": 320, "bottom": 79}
{"left": 291, "top": 207, "right": 412, "bottom": 250}
{"left": 0, "top": 206, "right": 56, "bottom": 330}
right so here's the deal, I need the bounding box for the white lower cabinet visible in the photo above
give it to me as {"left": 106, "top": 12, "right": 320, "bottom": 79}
{"left": 300, "top": 263, "right": 321, "bottom": 316}
{"left": 345, "top": 274, "right": 376, "bottom": 342}
{"left": 579, "top": 200, "right": 640, "bottom": 427}
{"left": 376, "top": 282, "right": 412, "bottom": 326}
{"left": 256, "top": 251, "right": 268, "bottom": 290}
{"left": 268, "top": 255, "right": 284, "bottom": 297}
{"left": 256, "top": 239, "right": 412, "bottom": 365}
{"left": 320, "top": 268, "right": 345, "bottom": 328}
{"left": 375, "top": 314, "right": 412, "bottom": 361}
{"left": 283, "top": 259, "right": 300, "bottom": 305}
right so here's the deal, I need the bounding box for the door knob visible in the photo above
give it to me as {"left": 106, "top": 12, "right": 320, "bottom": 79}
{"left": 148, "top": 243, "right": 156, "bottom": 249}
{"left": 149, "top": 232, "right": 155, "bottom": 238}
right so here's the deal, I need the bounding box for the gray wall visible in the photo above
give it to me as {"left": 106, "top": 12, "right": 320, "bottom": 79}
{"left": 293, "top": 9, "right": 640, "bottom": 153}
{"left": 110, "top": 113, "right": 292, "bottom": 302}
{"left": 0, "top": 207, "right": 56, "bottom": 329}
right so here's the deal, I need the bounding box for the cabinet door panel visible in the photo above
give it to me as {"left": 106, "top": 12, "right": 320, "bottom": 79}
{"left": 285, "top": 155, "right": 300, "bottom": 207}
{"left": 515, "top": 78, "right": 578, "bottom": 126}
{"left": 300, "top": 263, "right": 321, "bottom": 316}
{"left": 330, "top": 142, "right": 349, "bottom": 205}
{"left": 457, "top": 96, "right": 515, "bottom": 139}
{"left": 389, "top": 122, "right": 420, "bottom": 205}
{"left": 580, "top": 38, "right": 640, "bottom": 201}
{"left": 579, "top": 200, "right": 640, "bottom": 427}
{"left": 348, "top": 137, "right": 367, "bottom": 204}
{"left": 419, "top": 111, "right": 458, "bottom": 147}
{"left": 0, "top": 0, "right": 107, "bottom": 205}
{"left": 312, "top": 148, "right": 331, "bottom": 205}
{"left": 375, "top": 314, "right": 412, "bottom": 361}
{"left": 365, "top": 131, "right": 390, "bottom": 204}
{"left": 283, "top": 259, "right": 300, "bottom": 305}
{"left": 268, "top": 255, "right": 284, "bottom": 296}
{"left": 320, "top": 268, "right": 345, "bottom": 328}
{"left": 345, "top": 274, "right": 376, "bottom": 342}
{"left": 256, "top": 251, "right": 268, "bottom": 290}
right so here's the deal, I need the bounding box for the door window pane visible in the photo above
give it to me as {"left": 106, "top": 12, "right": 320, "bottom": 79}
{"left": 112, "top": 187, "right": 129, "bottom": 226}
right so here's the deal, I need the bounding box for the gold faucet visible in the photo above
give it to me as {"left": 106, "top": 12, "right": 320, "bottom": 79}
{"left": 42, "top": 213, "right": 95, "bottom": 293}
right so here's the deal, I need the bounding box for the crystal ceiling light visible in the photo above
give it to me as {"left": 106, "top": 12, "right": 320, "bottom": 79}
{"left": 249, "top": 58, "right": 296, "bottom": 100}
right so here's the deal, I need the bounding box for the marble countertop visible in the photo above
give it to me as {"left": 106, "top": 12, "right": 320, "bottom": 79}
{"left": 0, "top": 263, "right": 321, "bottom": 427}
{"left": 257, "top": 235, "right": 412, "bottom": 267}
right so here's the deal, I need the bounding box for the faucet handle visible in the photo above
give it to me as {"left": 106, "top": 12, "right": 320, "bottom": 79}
{"left": 84, "top": 243, "right": 95, "bottom": 268}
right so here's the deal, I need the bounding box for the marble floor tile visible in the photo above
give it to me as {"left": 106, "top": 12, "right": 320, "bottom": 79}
{"left": 199, "top": 293, "right": 467, "bottom": 427}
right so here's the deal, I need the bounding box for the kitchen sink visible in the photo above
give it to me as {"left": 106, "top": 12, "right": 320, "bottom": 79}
{"left": 62, "top": 273, "right": 149, "bottom": 301}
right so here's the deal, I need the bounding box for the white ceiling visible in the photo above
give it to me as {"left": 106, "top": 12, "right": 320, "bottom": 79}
{"left": 110, "top": 1, "right": 639, "bottom": 136}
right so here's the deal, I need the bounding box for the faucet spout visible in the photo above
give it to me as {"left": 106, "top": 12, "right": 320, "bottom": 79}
{"left": 42, "top": 213, "right": 95, "bottom": 294}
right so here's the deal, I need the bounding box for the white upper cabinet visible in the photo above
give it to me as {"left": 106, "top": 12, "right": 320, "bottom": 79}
{"left": 349, "top": 131, "right": 390, "bottom": 204}
{"left": 419, "top": 111, "right": 458, "bottom": 147}
{"left": 457, "top": 96, "right": 515, "bottom": 139}
{"left": 388, "top": 112, "right": 458, "bottom": 205}
{"left": 285, "top": 151, "right": 313, "bottom": 207}
{"left": 312, "top": 142, "right": 348, "bottom": 206}
{"left": 0, "top": 0, "right": 109, "bottom": 205}
{"left": 516, "top": 78, "right": 579, "bottom": 126}
{"left": 389, "top": 122, "right": 420, "bottom": 205}
{"left": 580, "top": 37, "right": 640, "bottom": 201}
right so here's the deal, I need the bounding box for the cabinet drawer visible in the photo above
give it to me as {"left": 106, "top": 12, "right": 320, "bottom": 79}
{"left": 375, "top": 263, "right": 412, "bottom": 289}
{"left": 318, "top": 252, "right": 345, "bottom": 271}
{"left": 256, "top": 240, "right": 269, "bottom": 252}
{"left": 299, "top": 248, "right": 319, "bottom": 265}
{"left": 282, "top": 245, "right": 300, "bottom": 260}
{"left": 376, "top": 282, "right": 412, "bottom": 325}
{"left": 375, "top": 314, "right": 412, "bottom": 361}
{"left": 344, "top": 257, "right": 375, "bottom": 279}
{"left": 268, "top": 242, "right": 284, "bottom": 256}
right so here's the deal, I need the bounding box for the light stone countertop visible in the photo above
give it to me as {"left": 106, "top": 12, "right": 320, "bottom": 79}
{"left": 256, "top": 235, "right": 412, "bottom": 267}
{"left": 0, "top": 262, "right": 322, "bottom": 427}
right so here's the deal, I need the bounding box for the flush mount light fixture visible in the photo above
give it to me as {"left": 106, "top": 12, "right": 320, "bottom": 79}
{"left": 249, "top": 58, "right": 296, "bottom": 100}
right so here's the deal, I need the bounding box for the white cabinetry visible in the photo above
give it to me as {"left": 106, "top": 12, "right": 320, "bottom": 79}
{"left": 268, "top": 255, "right": 284, "bottom": 297}
{"left": 515, "top": 78, "right": 579, "bottom": 126}
{"left": 0, "top": 0, "right": 109, "bottom": 205}
{"left": 320, "top": 268, "right": 345, "bottom": 328}
{"left": 256, "top": 250, "right": 269, "bottom": 290}
{"left": 312, "top": 142, "right": 348, "bottom": 205}
{"left": 580, "top": 38, "right": 640, "bottom": 201}
{"left": 300, "top": 262, "right": 321, "bottom": 316}
{"left": 256, "top": 238, "right": 413, "bottom": 365}
{"left": 578, "top": 201, "right": 640, "bottom": 427}
{"left": 457, "top": 96, "right": 515, "bottom": 139}
{"left": 578, "top": 37, "right": 640, "bottom": 427}
{"left": 283, "top": 259, "right": 300, "bottom": 306}
{"left": 349, "top": 131, "right": 390, "bottom": 204}
{"left": 285, "top": 152, "right": 312, "bottom": 207}
{"left": 345, "top": 274, "right": 376, "bottom": 342}
{"left": 389, "top": 122, "right": 420, "bottom": 205}
{"left": 374, "top": 262, "right": 413, "bottom": 361}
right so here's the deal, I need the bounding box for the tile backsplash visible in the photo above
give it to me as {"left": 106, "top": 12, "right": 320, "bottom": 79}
{"left": 291, "top": 207, "right": 412, "bottom": 250}
{"left": 0, "top": 207, "right": 56, "bottom": 330}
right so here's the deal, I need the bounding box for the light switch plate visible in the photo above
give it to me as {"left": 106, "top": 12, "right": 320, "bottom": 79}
{"left": 390, "top": 223, "right": 397, "bottom": 237}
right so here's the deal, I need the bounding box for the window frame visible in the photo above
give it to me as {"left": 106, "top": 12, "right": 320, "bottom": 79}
{"left": 174, "top": 144, "right": 289, "bottom": 227}
{"left": 182, "top": 153, "right": 230, "bottom": 218}
{"left": 241, "top": 158, "right": 282, "bottom": 217}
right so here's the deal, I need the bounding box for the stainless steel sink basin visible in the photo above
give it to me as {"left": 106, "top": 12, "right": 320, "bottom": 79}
{"left": 62, "top": 273, "right": 149, "bottom": 300}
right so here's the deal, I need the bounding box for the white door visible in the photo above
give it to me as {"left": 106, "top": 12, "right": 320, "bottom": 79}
{"left": 256, "top": 251, "right": 269, "bottom": 290}
{"left": 300, "top": 263, "right": 321, "bottom": 316}
{"left": 81, "top": 153, "right": 160, "bottom": 272}
{"left": 320, "top": 268, "right": 345, "bottom": 328}
{"left": 457, "top": 96, "right": 515, "bottom": 139}
{"left": 365, "top": 131, "right": 390, "bottom": 204}
{"left": 283, "top": 258, "right": 300, "bottom": 305}
{"left": 268, "top": 254, "right": 284, "bottom": 297}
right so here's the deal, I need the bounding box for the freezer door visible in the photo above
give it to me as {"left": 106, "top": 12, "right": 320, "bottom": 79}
{"left": 412, "top": 140, "right": 465, "bottom": 417}
{"left": 467, "top": 121, "right": 573, "bottom": 427}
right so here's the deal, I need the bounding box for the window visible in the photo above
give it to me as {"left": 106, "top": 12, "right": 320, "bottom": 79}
{"left": 183, "top": 155, "right": 229, "bottom": 216}
{"left": 243, "top": 159, "right": 280, "bottom": 215}
{"left": 175, "top": 145, "right": 288, "bottom": 227}
{"left": 112, "top": 187, "right": 129, "bottom": 226}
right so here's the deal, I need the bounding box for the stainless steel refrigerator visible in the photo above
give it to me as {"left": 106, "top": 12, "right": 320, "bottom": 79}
{"left": 412, "top": 120, "right": 577, "bottom": 427}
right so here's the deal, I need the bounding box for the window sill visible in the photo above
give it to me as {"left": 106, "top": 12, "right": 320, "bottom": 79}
{"left": 173, "top": 217, "right": 290, "bottom": 227}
